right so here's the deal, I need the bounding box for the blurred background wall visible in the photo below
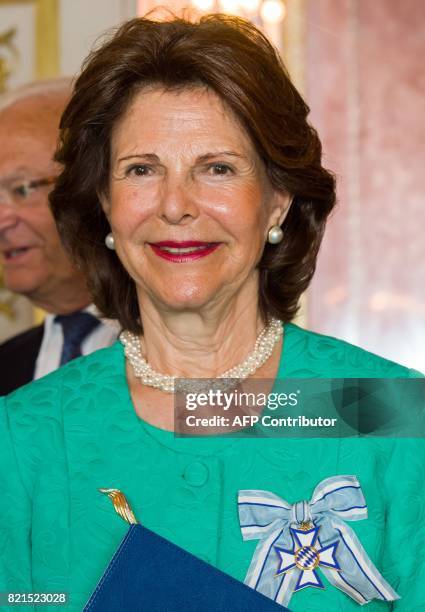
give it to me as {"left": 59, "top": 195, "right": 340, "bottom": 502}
{"left": 306, "top": 0, "right": 425, "bottom": 371}
{"left": 0, "top": 0, "right": 424, "bottom": 370}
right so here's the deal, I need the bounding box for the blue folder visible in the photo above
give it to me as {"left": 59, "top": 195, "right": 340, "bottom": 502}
{"left": 84, "top": 490, "right": 288, "bottom": 611}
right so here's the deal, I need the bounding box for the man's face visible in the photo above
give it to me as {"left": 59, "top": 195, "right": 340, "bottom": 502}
{"left": 0, "top": 97, "right": 86, "bottom": 308}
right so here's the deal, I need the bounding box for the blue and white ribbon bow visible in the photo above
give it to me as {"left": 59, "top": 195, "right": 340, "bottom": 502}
{"left": 238, "top": 475, "right": 399, "bottom": 607}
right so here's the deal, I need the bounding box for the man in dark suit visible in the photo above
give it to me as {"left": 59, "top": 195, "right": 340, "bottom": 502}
{"left": 0, "top": 80, "right": 117, "bottom": 395}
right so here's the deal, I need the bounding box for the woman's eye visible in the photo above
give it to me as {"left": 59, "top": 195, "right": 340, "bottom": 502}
{"left": 209, "top": 163, "right": 233, "bottom": 176}
{"left": 127, "top": 165, "right": 152, "bottom": 177}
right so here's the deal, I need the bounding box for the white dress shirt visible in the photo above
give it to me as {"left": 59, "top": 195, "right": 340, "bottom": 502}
{"left": 34, "top": 305, "right": 119, "bottom": 380}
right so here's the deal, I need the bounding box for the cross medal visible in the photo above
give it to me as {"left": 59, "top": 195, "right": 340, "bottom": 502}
{"left": 275, "top": 522, "right": 340, "bottom": 592}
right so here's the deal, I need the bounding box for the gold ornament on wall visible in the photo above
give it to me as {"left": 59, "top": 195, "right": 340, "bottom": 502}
{"left": 0, "top": 0, "right": 59, "bottom": 80}
{"left": 0, "top": 27, "right": 19, "bottom": 92}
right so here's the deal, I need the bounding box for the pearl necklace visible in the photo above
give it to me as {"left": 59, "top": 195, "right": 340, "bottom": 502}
{"left": 120, "top": 317, "right": 283, "bottom": 394}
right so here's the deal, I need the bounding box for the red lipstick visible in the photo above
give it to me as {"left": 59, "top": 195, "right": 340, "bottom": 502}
{"left": 149, "top": 241, "right": 221, "bottom": 262}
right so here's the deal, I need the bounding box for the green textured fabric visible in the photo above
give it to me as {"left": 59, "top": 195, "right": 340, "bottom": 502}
{"left": 0, "top": 322, "right": 424, "bottom": 611}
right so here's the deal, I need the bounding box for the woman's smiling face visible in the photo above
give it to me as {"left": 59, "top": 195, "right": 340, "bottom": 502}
{"left": 103, "top": 86, "right": 290, "bottom": 313}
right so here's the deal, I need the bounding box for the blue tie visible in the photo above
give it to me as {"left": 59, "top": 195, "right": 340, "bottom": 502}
{"left": 54, "top": 311, "right": 101, "bottom": 365}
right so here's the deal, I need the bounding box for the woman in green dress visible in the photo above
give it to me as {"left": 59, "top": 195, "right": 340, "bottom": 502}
{"left": 1, "top": 15, "right": 423, "bottom": 611}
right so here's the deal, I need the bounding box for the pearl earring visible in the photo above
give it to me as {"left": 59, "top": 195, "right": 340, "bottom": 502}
{"left": 267, "top": 225, "right": 283, "bottom": 244}
{"left": 105, "top": 232, "right": 115, "bottom": 250}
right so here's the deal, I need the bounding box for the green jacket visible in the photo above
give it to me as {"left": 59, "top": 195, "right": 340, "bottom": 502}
{"left": 0, "top": 323, "right": 423, "bottom": 611}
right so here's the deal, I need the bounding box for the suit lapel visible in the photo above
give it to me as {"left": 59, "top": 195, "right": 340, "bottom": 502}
{"left": 0, "top": 323, "right": 45, "bottom": 395}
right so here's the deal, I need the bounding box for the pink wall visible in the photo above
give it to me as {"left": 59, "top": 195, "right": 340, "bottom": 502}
{"left": 305, "top": 0, "right": 425, "bottom": 371}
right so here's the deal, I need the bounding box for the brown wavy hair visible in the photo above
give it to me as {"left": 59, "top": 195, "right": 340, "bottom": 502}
{"left": 50, "top": 14, "right": 336, "bottom": 333}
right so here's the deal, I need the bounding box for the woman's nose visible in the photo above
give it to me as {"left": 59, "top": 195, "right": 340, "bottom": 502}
{"left": 158, "top": 177, "right": 199, "bottom": 225}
